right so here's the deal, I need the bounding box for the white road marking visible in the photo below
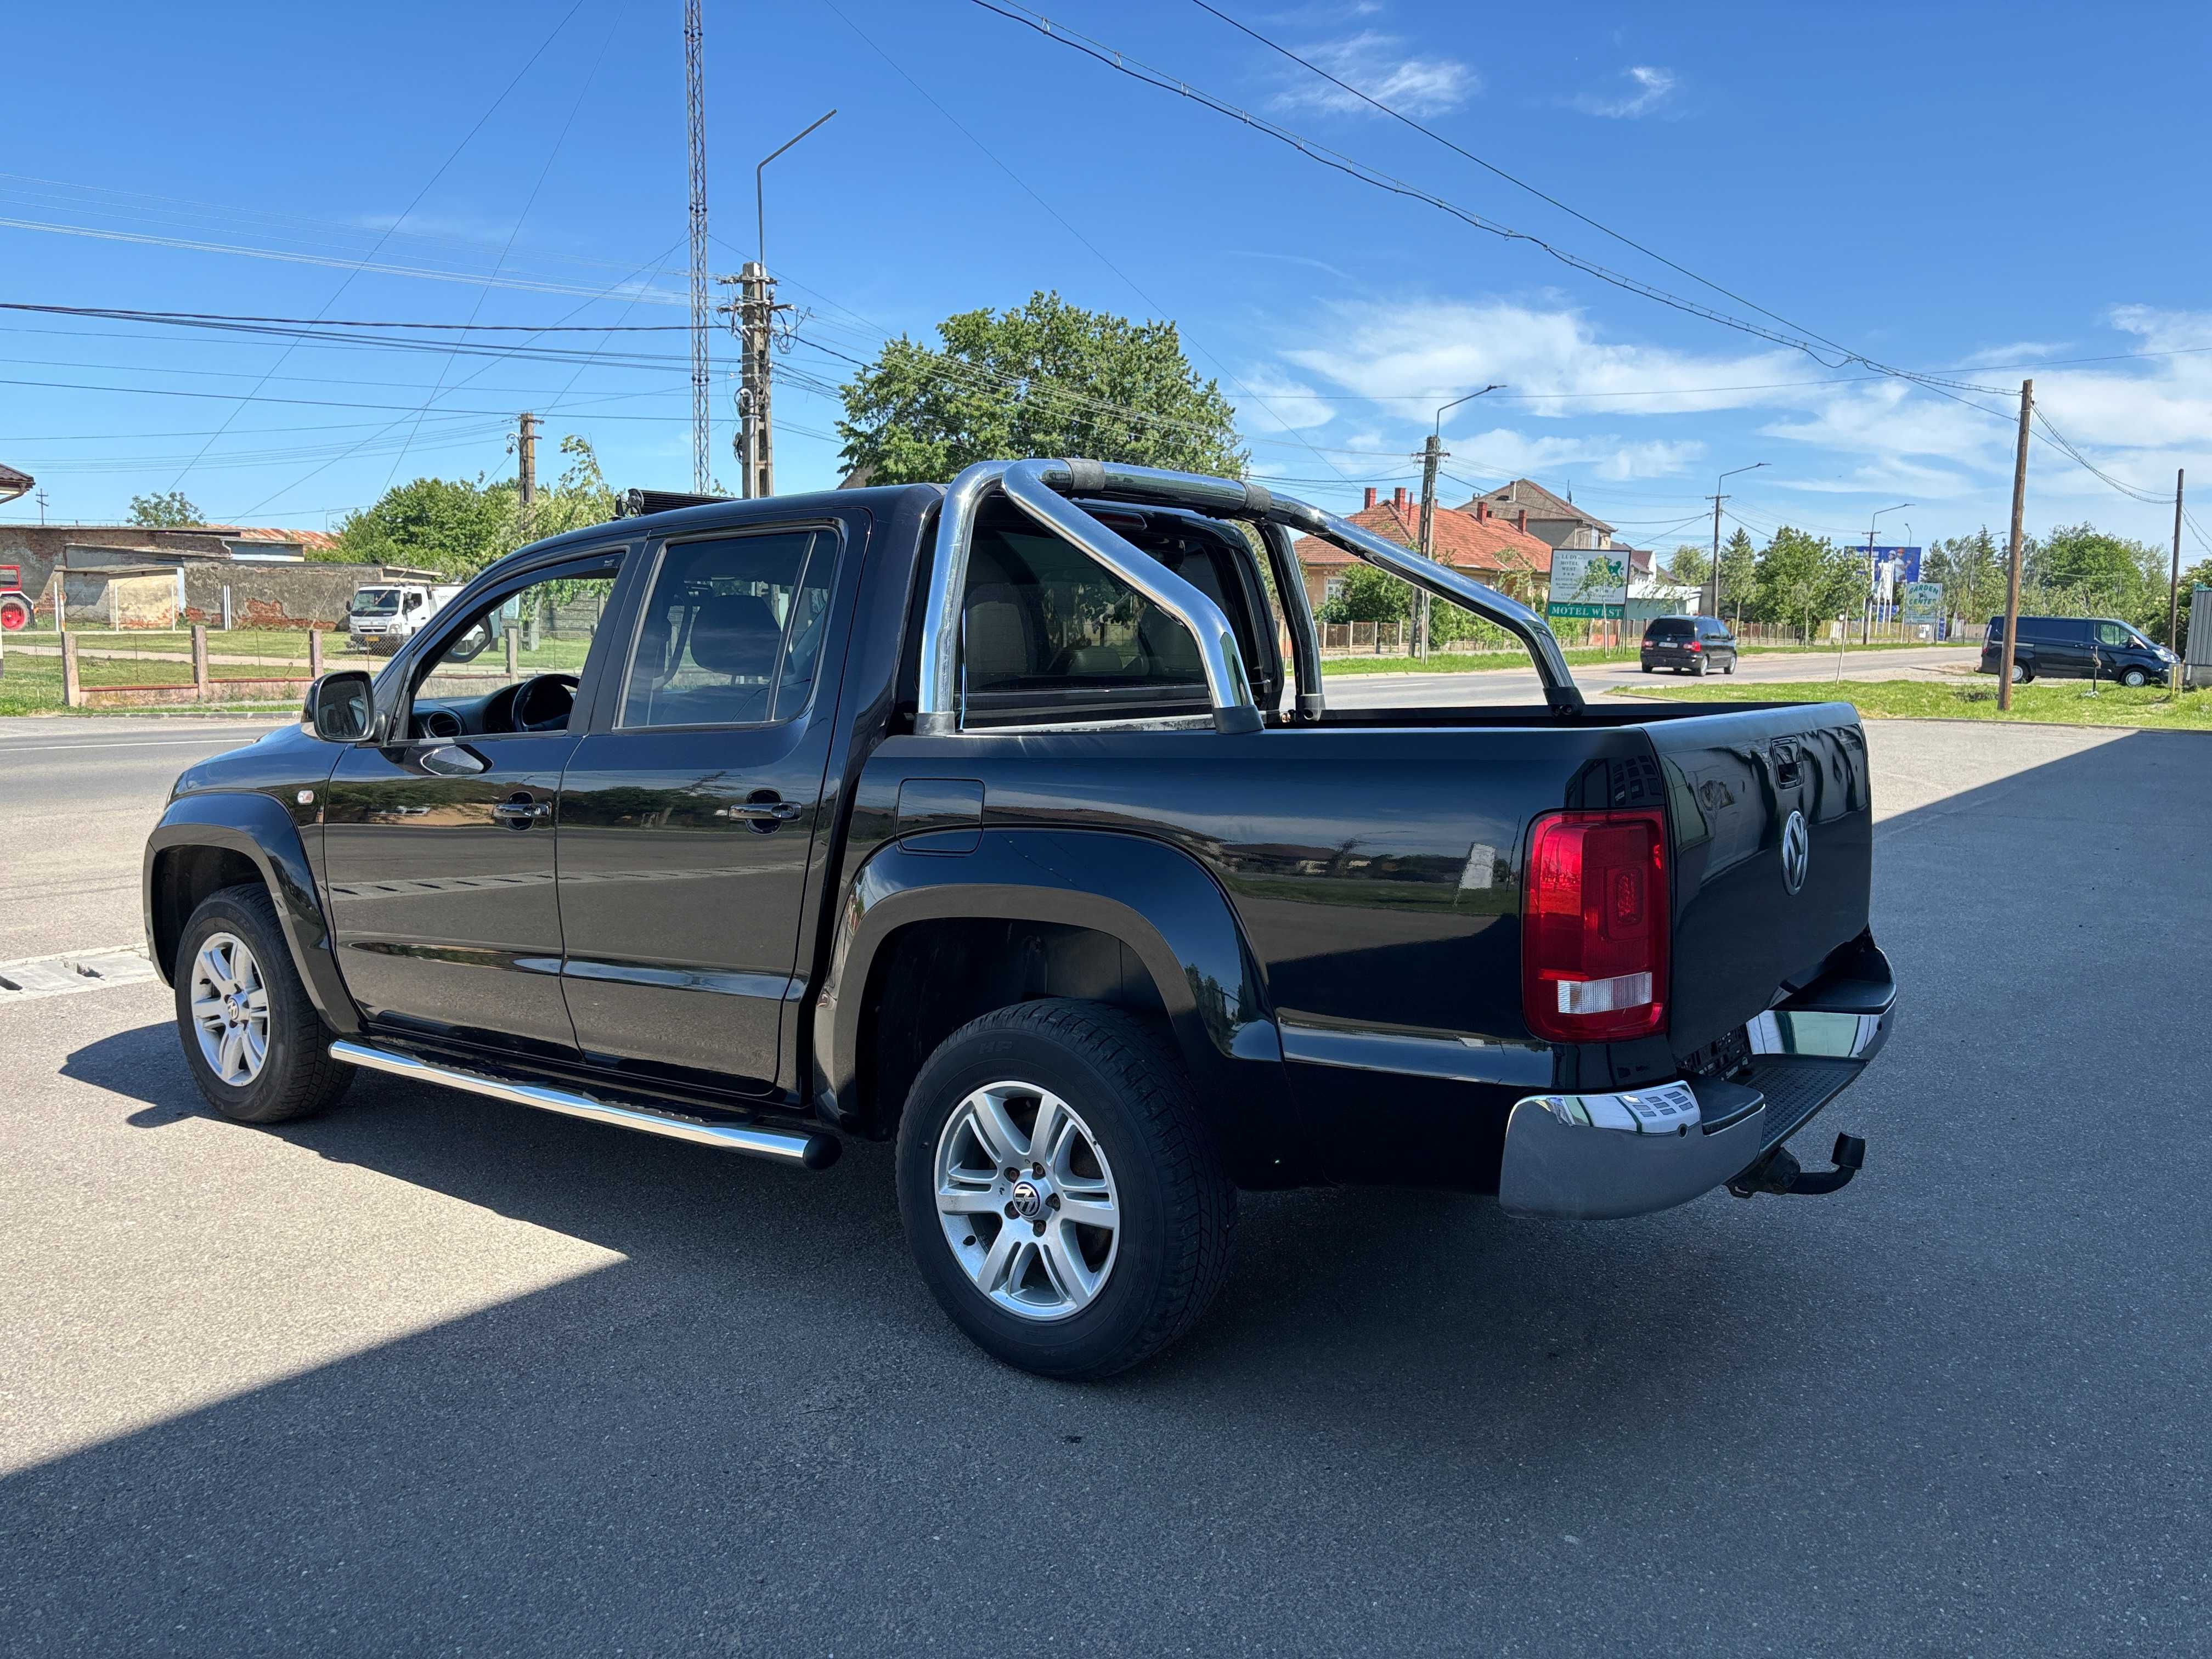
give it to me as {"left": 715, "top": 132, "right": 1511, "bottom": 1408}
{"left": 0, "top": 945, "right": 160, "bottom": 1003}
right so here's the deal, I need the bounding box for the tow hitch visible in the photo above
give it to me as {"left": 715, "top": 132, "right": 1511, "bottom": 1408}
{"left": 1727, "top": 1132, "right": 1866, "bottom": 1199}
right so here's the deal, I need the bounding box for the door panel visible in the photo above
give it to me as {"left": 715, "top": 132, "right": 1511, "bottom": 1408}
{"left": 323, "top": 735, "right": 580, "bottom": 1053}
{"left": 556, "top": 725, "right": 830, "bottom": 1092}
{"left": 554, "top": 523, "right": 846, "bottom": 1096}
{"left": 320, "top": 552, "right": 624, "bottom": 1059}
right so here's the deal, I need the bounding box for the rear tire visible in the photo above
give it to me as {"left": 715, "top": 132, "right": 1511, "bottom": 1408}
{"left": 2009, "top": 661, "right": 2032, "bottom": 684}
{"left": 173, "top": 883, "right": 352, "bottom": 1124}
{"left": 0, "top": 596, "right": 29, "bottom": 631}
{"left": 896, "top": 998, "right": 1236, "bottom": 1380}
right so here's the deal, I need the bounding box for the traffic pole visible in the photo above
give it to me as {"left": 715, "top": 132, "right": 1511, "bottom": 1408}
{"left": 1998, "top": 379, "right": 2032, "bottom": 712}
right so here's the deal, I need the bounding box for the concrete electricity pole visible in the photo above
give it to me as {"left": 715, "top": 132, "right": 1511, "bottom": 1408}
{"left": 1707, "top": 462, "right": 1765, "bottom": 619}
{"left": 2170, "top": 468, "right": 2185, "bottom": 653}
{"left": 1997, "top": 378, "right": 2033, "bottom": 713}
{"left": 516, "top": 411, "right": 539, "bottom": 509}
{"left": 1418, "top": 384, "right": 1503, "bottom": 659}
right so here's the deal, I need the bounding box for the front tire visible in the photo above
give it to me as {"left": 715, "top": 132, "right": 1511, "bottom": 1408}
{"left": 2121, "top": 667, "right": 2149, "bottom": 688}
{"left": 896, "top": 999, "right": 1235, "bottom": 1380}
{"left": 174, "top": 883, "right": 352, "bottom": 1124}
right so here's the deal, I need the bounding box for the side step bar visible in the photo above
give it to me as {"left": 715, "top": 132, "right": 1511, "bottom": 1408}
{"left": 328, "top": 1040, "right": 841, "bottom": 1170}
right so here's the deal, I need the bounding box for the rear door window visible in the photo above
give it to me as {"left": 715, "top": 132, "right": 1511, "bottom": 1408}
{"left": 621, "top": 529, "right": 834, "bottom": 729}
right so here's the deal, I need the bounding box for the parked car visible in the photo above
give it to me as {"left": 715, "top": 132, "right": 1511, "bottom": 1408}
{"left": 144, "top": 459, "right": 1893, "bottom": 1379}
{"left": 1979, "top": 615, "right": 2176, "bottom": 685}
{"left": 345, "top": 582, "right": 466, "bottom": 653}
{"left": 1640, "top": 614, "right": 1738, "bottom": 675}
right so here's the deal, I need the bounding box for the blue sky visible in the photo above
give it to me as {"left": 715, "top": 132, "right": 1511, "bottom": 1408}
{"left": 3, "top": 0, "right": 2207, "bottom": 559}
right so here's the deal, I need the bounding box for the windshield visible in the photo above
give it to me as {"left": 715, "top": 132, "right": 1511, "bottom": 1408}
{"left": 352, "top": 588, "right": 402, "bottom": 615}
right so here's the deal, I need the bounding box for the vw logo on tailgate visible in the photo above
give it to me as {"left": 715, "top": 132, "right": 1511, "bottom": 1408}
{"left": 1780, "top": 809, "right": 1812, "bottom": 894}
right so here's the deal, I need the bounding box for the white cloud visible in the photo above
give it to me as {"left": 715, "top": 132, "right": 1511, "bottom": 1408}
{"left": 1446, "top": 428, "right": 1705, "bottom": 482}
{"left": 1270, "top": 32, "right": 1479, "bottom": 117}
{"left": 1280, "top": 297, "right": 1803, "bottom": 415}
{"left": 1232, "top": 370, "right": 1338, "bottom": 433}
{"left": 1569, "top": 66, "right": 1677, "bottom": 120}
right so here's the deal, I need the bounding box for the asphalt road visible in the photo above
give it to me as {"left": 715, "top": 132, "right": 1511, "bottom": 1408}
{"left": 3, "top": 716, "right": 2207, "bottom": 1656}
{"left": 0, "top": 716, "right": 284, "bottom": 962}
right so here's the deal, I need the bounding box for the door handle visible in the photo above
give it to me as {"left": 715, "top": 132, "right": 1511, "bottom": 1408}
{"left": 720, "top": 799, "right": 804, "bottom": 822}
{"left": 493, "top": 798, "right": 553, "bottom": 825}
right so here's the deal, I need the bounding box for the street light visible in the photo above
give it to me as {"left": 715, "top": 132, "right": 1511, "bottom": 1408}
{"left": 1413, "top": 385, "right": 1505, "bottom": 658}
{"left": 1864, "top": 501, "right": 1912, "bottom": 644}
{"left": 1710, "top": 462, "right": 1766, "bottom": 620}
{"left": 757, "top": 109, "right": 836, "bottom": 270}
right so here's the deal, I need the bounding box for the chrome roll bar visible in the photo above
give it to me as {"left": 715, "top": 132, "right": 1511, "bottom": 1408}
{"left": 915, "top": 456, "right": 1583, "bottom": 735}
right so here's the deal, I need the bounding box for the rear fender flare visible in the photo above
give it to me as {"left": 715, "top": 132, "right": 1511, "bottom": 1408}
{"left": 144, "top": 792, "right": 362, "bottom": 1032}
{"left": 814, "top": 828, "right": 1284, "bottom": 1159}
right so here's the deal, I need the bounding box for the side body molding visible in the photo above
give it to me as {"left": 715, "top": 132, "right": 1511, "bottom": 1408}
{"left": 143, "top": 791, "right": 363, "bottom": 1033}
{"left": 814, "top": 828, "right": 1291, "bottom": 1177}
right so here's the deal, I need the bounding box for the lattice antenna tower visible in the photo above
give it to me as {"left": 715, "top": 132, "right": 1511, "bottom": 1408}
{"left": 684, "top": 0, "right": 710, "bottom": 492}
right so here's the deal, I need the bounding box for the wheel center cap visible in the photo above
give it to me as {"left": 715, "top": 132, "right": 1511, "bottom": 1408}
{"left": 1009, "top": 1177, "right": 1049, "bottom": 1221}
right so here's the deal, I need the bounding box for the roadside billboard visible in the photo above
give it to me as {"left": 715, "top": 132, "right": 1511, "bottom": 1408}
{"left": 1901, "top": 581, "right": 1942, "bottom": 625}
{"left": 1867, "top": 546, "right": 1922, "bottom": 605}
{"left": 1548, "top": 547, "right": 1629, "bottom": 619}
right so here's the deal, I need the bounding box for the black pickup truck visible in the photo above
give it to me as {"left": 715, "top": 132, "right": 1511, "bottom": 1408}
{"left": 145, "top": 459, "right": 1894, "bottom": 1378}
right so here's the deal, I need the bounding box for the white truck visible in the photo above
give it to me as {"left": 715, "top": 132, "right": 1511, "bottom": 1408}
{"left": 345, "top": 583, "right": 465, "bottom": 653}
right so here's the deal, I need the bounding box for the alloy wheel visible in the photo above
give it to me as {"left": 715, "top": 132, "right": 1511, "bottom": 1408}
{"left": 189, "top": 931, "right": 271, "bottom": 1087}
{"left": 934, "top": 1081, "right": 1120, "bottom": 1322}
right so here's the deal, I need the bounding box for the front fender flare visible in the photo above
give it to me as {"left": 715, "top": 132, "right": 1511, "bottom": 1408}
{"left": 814, "top": 828, "right": 1289, "bottom": 1175}
{"left": 144, "top": 792, "right": 362, "bottom": 1032}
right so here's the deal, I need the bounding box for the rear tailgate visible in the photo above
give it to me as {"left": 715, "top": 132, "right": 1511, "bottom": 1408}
{"left": 1643, "top": 702, "right": 1873, "bottom": 1057}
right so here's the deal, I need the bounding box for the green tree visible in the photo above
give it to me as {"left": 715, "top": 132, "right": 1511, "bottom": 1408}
{"left": 128, "top": 490, "right": 201, "bottom": 526}
{"left": 1317, "top": 562, "right": 1410, "bottom": 625}
{"left": 333, "top": 476, "right": 515, "bottom": 577}
{"left": 1716, "top": 527, "right": 1757, "bottom": 622}
{"left": 329, "top": 436, "right": 617, "bottom": 578}
{"left": 1754, "top": 526, "right": 1857, "bottom": 641}
{"left": 836, "top": 291, "right": 1248, "bottom": 486}
{"left": 1662, "top": 544, "right": 1710, "bottom": 585}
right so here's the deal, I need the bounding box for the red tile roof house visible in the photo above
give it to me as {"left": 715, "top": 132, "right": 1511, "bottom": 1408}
{"left": 1288, "top": 486, "right": 1555, "bottom": 614}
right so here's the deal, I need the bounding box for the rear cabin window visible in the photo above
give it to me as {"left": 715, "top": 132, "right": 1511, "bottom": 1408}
{"left": 1645, "top": 619, "right": 1695, "bottom": 639}
{"left": 957, "top": 507, "right": 1272, "bottom": 730}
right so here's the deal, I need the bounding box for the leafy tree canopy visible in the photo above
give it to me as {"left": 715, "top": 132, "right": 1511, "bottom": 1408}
{"left": 128, "top": 490, "right": 201, "bottom": 527}
{"left": 329, "top": 436, "right": 616, "bottom": 578}
{"left": 1319, "top": 562, "right": 1410, "bottom": 625}
{"left": 836, "top": 291, "right": 1248, "bottom": 486}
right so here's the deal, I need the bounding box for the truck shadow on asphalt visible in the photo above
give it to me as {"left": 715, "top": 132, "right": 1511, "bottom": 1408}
{"left": 20, "top": 728, "right": 2211, "bottom": 1654}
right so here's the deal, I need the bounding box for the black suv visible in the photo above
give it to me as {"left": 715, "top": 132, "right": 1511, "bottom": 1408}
{"left": 1640, "top": 615, "right": 1737, "bottom": 676}
{"left": 1979, "top": 616, "right": 2175, "bottom": 685}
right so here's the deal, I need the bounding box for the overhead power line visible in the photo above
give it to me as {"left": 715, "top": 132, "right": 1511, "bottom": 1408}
{"left": 970, "top": 2, "right": 2006, "bottom": 399}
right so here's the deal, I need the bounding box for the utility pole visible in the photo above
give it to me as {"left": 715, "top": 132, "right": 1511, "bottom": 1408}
{"left": 1998, "top": 378, "right": 2033, "bottom": 712}
{"left": 737, "top": 261, "right": 776, "bottom": 498}
{"left": 516, "top": 412, "right": 539, "bottom": 509}
{"left": 1417, "top": 384, "right": 1503, "bottom": 660}
{"left": 1415, "top": 432, "right": 1444, "bottom": 660}
{"left": 35, "top": 487, "right": 49, "bottom": 526}
{"left": 1707, "top": 462, "right": 1765, "bottom": 619}
{"left": 684, "top": 0, "right": 710, "bottom": 494}
{"left": 2170, "top": 468, "right": 2185, "bottom": 653}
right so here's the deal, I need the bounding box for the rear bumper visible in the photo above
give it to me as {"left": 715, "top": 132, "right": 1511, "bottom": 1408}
{"left": 1499, "top": 969, "right": 1894, "bottom": 1221}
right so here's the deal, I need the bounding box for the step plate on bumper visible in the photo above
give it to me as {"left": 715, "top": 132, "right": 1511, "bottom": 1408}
{"left": 1499, "top": 1044, "right": 1882, "bottom": 1221}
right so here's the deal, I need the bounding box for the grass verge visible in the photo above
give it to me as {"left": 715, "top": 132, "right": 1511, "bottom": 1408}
{"left": 1319, "top": 640, "right": 1970, "bottom": 676}
{"left": 1615, "top": 676, "right": 2212, "bottom": 731}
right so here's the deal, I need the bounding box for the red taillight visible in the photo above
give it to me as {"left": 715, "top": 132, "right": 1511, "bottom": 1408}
{"left": 1686, "top": 640, "right": 1701, "bottom": 651}
{"left": 1521, "top": 808, "right": 1668, "bottom": 1043}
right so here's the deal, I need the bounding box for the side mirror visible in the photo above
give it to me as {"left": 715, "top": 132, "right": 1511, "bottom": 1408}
{"left": 304, "top": 670, "right": 375, "bottom": 743}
